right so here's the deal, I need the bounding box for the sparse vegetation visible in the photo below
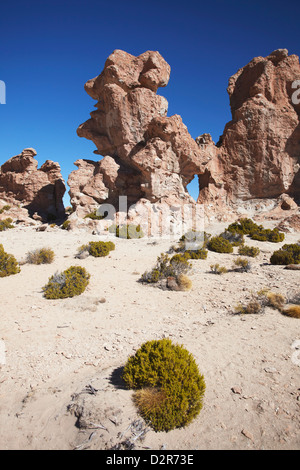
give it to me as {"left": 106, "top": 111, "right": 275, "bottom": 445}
{"left": 26, "top": 247, "right": 55, "bottom": 264}
{"left": 220, "top": 230, "right": 244, "bottom": 246}
{"left": 141, "top": 253, "right": 191, "bottom": 284}
{"left": 61, "top": 220, "right": 71, "bottom": 230}
{"left": 122, "top": 338, "right": 206, "bottom": 432}
{"left": 108, "top": 224, "right": 144, "bottom": 239}
{"left": 0, "top": 205, "right": 11, "bottom": 214}
{"left": 226, "top": 218, "right": 284, "bottom": 242}
{"left": 0, "top": 244, "right": 20, "bottom": 277}
{"left": 77, "top": 240, "right": 115, "bottom": 257}
{"left": 176, "top": 274, "right": 193, "bottom": 291}
{"left": 84, "top": 209, "right": 106, "bottom": 220}
{"left": 0, "top": 218, "right": 14, "bottom": 231}
{"left": 233, "top": 257, "right": 252, "bottom": 272}
{"left": 210, "top": 263, "right": 228, "bottom": 275}
{"left": 238, "top": 245, "right": 260, "bottom": 257}
{"left": 42, "top": 266, "right": 90, "bottom": 299}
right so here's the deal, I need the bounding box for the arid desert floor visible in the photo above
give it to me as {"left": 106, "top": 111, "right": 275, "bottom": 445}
{"left": 0, "top": 222, "right": 299, "bottom": 450}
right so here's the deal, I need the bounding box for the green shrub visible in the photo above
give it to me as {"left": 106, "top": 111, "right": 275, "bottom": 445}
{"left": 207, "top": 236, "right": 233, "bottom": 253}
{"left": 42, "top": 266, "right": 90, "bottom": 299}
{"left": 61, "top": 220, "right": 71, "bottom": 230}
{"left": 26, "top": 248, "right": 55, "bottom": 264}
{"left": 141, "top": 253, "right": 191, "bottom": 284}
{"left": 238, "top": 245, "right": 260, "bottom": 257}
{"left": 0, "top": 218, "right": 14, "bottom": 231}
{"left": 210, "top": 263, "right": 228, "bottom": 275}
{"left": 233, "top": 257, "right": 252, "bottom": 272}
{"left": 226, "top": 218, "right": 284, "bottom": 243}
{"left": 270, "top": 244, "right": 300, "bottom": 265}
{"left": 122, "top": 338, "right": 206, "bottom": 432}
{"left": 108, "top": 224, "right": 144, "bottom": 239}
{"left": 0, "top": 244, "right": 20, "bottom": 277}
{"left": 251, "top": 228, "right": 284, "bottom": 243}
{"left": 227, "top": 218, "right": 260, "bottom": 236}
{"left": 77, "top": 240, "right": 115, "bottom": 258}
{"left": 220, "top": 230, "right": 244, "bottom": 246}
{"left": 84, "top": 209, "right": 106, "bottom": 220}
{"left": 0, "top": 205, "right": 11, "bottom": 214}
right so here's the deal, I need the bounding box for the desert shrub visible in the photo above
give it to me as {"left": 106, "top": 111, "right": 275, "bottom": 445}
{"left": 251, "top": 227, "right": 284, "bottom": 243}
{"left": 0, "top": 205, "right": 11, "bottom": 214}
{"left": 185, "top": 248, "right": 208, "bottom": 260}
{"left": 65, "top": 206, "right": 74, "bottom": 215}
{"left": 233, "top": 257, "right": 252, "bottom": 272}
{"left": 176, "top": 274, "right": 192, "bottom": 291}
{"left": 141, "top": 253, "right": 191, "bottom": 284}
{"left": 270, "top": 244, "right": 300, "bottom": 265}
{"left": 84, "top": 209, "right": 106, "bottom": 220}
{"left": 282, "top": 305, "right": 300, "bottom": 318}
{"left": 42, "top": 266, "right": 90, "bottom": 299}
{"left": 61, "top": 220, "right": 71, "bottom": 230}
{"left": 234, "top": 299, "right": 264, "bottom": 315}
{"left": 122, "top": 338, "right": 206, "bottom": 432}
{"left": 227, "top": 218, "right": 284, "bottom": 243}
{"left": 26, "top": 247, "right": 55, "bottom": 265}
{"left": 179, "top": 230, "right": 211, "bottom": 249}
{"left": 238, "top": 245, "right": 260, "bottom": 257}
{"left": 77, "top": 240, "right": 115, "bottom": 258}
{"left": 207, "top": 236, "right": 233, "bottom": 253}
{"left": 220, "top": 230, "right": 244, "bottom": 246}
{"left": 0, "top": 218, "right": 14, "bottom": 231}
{"left": 0, "top": 244, "right": 20, "bottom": 277}
{"left": 108, "top": 224, "right": 144, "bottom": 239}
{"left": 210, "top": 263, "right": 228, "bottom": 275}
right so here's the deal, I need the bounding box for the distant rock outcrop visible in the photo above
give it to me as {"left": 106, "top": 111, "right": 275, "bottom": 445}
{"left": 0, "top": 148, "right": 66, "bottom": 220}
{"left": 197, "top": 49, "right": 300, "bottom": 218}
{"left": 69, "top": 50, "right": 207, "bottom": 217}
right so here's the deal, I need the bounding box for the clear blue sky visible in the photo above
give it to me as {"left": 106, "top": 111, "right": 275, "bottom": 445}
{"left": 1, "top": 0, "right": 300, "bottom": 204}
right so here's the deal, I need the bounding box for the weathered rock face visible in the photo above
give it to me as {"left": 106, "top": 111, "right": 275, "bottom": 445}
{"left": 197, "top": 49, "right": 300, "bottom": 217}
{"left": 0, "top": 148, "right": 66, "bottom": 220}
{"left": 69, "top": 50, "right": 207, "bottom": 216}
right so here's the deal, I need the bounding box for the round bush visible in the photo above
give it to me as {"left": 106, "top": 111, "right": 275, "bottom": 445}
{"left": 207, "top": 236, "right": 233, "bottom": 253}
{"left": 42, "top": 266, "right": 90, "bottom": 299}
{"left": 0, "top": 244, "right": 20, "bottom": 277}
{"left": 88, "top": 241, "right": 110, "bottom": 257}
{"left": 122, "top": 338, "right": 206, "bottom": 432}
{"left": 270, "top": 243, "right": 300, "bottom": 265}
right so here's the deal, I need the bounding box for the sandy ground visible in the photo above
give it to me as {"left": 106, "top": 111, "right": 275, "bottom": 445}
{"left": 0, "top": 222, "right": 299, "bottom": 450}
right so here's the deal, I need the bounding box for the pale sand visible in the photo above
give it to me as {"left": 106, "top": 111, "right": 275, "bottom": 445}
{"left": 0, "top": 223, "right": 299, "bottom": 450}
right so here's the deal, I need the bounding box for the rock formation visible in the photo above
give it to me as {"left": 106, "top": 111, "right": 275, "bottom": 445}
{"left": 197, "top": 49, "right": 300, "bottom": 217}
{"left": 0, "top": 148, "right": 66, "bottom": 220}
{"left": 69, "top": 50, "right": 208, "bottom": 217}
{"left": 69, "top": 48, "right": 299, "bottom": 226}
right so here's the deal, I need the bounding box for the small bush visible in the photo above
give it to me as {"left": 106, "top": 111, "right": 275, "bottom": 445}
{"left": 210, "top": 263, "right": 228, "bottom": 275}
{"left": 233, "top": 257, "right": 252, "bottom": 272}
{"left": 0, "top": 205, "right": 11, "bottom": 214}
{"left": 176, "top": 274, "right": 192, "bottom": 291}
{"left": 0, "top": 244, "right": 20, "bottom": 277}
{"left": 42, "top": 266, "right": 90, "bottom": 299}
{"left": 108, "top": 224, "right": 144, "bottom": 239}
{"left": 251, "top": 228, "right": 284, "bottom": 243}
{"left": 61, "top": 220, "right": 71, "bottom": 230}
{"left": 270, "top": 244, "right": 300, "bottom": 265}
{"left": 122, "top": 338, "right": 206, "bottom": 432}
{"left": 141, "top": 253, "right": 191, "bottom": 284}
{"left": 26, "top": 248, "right": 55, "bottom": 265}
{"left": 227, "top": 218, "right": 260, "bottom": 235}
{"left": 84, "top": 209, "right": 106, "bottom": 220}
{"left": 234, "top": 299, "right": 264, "bottom": 315}
{"left": 238, "top": 245, "right": 260, "bottom": 257}
{"left": 0, "top": 218, "right": 14, "bottom": 231}
{"left": 77, "top": 240, "right": 115, "bottom": 258}
{"left": 207, "top": 236, "right": 233, "bottom": 253}
{"left": 282, "top": 305, "right": 300, "bottom": 318}
{"left": 220, "top": 230, "right": 244, "bottom": 246}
